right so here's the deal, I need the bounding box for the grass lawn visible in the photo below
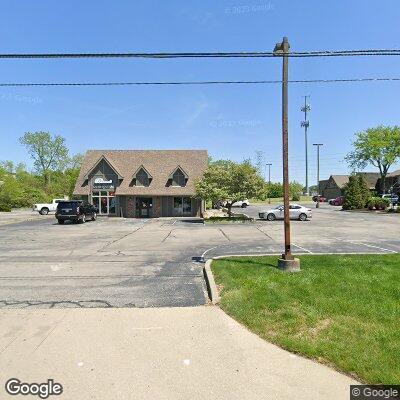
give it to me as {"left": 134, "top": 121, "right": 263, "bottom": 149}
{"left": 212, "top": 254, "right": 400, "bottom": 384}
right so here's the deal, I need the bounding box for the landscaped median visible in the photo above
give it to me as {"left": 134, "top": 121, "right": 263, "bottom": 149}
{"left": 204, "top": 214, "right": 254, "bottom": 224}
{"left": 211, "top": 254, "right": 400, "bottom": 384}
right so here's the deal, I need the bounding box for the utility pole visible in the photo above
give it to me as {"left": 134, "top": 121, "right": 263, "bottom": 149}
{"left": 266, "top": 163, "right": 272, "bottom": 204}
{"left": 301, "top": 96, "right": 311, "bottom": 196}
{"left": 313, "top": 144, "right": 323, "bottom": 209}
{"left": 274, "top": 37, "right": 300, "bottom": 272}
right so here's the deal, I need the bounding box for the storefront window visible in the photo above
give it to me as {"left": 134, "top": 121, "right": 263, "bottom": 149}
{"left": 173, "top": 197, "right": 192, "bottom": 215}
{"left": 183, "top": 197, "right": 192, "bottom": 213}
{"left": 93, "top": 197, "right": 99, "bottom": 211}
{"left": 174, "top": 197, "right": 183, "bottom": 209}
{"left": 109, "top": 197, "right": 116, "bottom": 214}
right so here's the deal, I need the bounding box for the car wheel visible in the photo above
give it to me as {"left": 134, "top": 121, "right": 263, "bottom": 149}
{"left": 80, "top": 215, "right": 86, "bottom": 224}
{"left": 299, "top": 213, "right": 307, "bottom": 221}
{"left": 91, "top": 212, "right": 97, "bottom": 221}
{"left": 57, "top": 219, "right": 64, "bottom": 225}
{"left": 40, "top": 208, "right": 49, "bottom": 215}
{"left": 241, "top": 204, "right": 248, "bottom": 208}
{"left": 267, "top": 213, "right": 276, "bottom": 221}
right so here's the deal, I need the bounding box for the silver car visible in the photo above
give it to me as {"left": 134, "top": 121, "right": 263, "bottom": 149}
{"left": 259, "top": 204, "right": 312, "bottom": 221}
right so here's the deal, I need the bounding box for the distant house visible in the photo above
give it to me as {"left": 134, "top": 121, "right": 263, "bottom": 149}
{"left": 320, "top": 175, "right": 349, "bottom": 199}
{"left": 319, "top": 173, "right": 380, "bottom": 199}
{"left": 73, "top": 150, "right": 208, "bottom": 218}
{"left": 318, "top": 179, "right": 330, "bottom": 196}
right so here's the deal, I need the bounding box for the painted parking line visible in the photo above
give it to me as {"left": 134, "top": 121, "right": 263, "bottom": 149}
{"left": 292, "top": 243, "right": 313, "bottom": 254}
{"left": 333, "top": 238, "right": 397, "bottom": 253}
{"left": 201, "top": 246, "right": 220, "bottom": 259}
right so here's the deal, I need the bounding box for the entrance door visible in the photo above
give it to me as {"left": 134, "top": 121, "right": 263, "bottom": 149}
{"left": 92, "top": 191, "right": 116, "bottom": 215}
{"left": 136, "top": 198, "right": 152, "bottom": 218}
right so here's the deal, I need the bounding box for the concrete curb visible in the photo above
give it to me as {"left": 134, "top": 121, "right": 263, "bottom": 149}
{"left": 203, "top": 259, "right": 220, "bottom": 305}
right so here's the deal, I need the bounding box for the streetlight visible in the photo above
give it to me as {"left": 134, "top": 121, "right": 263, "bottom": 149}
{"left": 301, "top": 96, "right": 311, "bottom": 196}
{"left": 274, "top": 37, "right": 300, "bottom": 272}
{"left": 266, "top": 163, "right": 272, "bottom": 204}
{"left": 313, "top": 144, "right": 323, "bottom": 208}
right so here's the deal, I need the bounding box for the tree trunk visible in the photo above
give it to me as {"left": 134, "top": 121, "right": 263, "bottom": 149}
{"left": 44, "top": 170, "right": 51, "bottom": 189}
{"left": 380, "top": 173, "right": 386, "bottom": 194}
{"left": 227, "top": 204, "right": 233, "bottom": 218}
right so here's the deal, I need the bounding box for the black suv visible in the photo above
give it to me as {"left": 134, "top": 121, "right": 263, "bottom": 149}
{"left": 56, "top": 200, "right": 97, "bottom": 224}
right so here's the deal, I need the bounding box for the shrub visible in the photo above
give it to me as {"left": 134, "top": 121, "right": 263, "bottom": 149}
{"left": 292, "top": 193, "right": 300, "bottom": 201}
{"left": 0, "top": 202, "right": 12, "bottom": 212}
{"left": 367, "top": 197, "right": 390, "bottom": 210}
{"left": 358, "top": 175, "right": 371, "bottom": 204}
{"left": 343, "top": 176, "right": 363, "bottom": 210}
{"left": 343, "top": 175, "right": 371, "bottom": 210}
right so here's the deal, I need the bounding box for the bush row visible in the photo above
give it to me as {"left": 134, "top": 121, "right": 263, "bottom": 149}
{"left": 367, "top": 197, "right": 391, "bottom": 210}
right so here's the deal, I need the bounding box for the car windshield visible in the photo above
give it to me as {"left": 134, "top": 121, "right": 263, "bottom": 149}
{"left": 57, "top": 201, "right": 81, "bottom": 208}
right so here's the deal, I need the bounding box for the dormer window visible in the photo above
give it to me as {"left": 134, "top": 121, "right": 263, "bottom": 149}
{"left": 133, "top": 166, "right": 152, "bottom": 187}
{"left": 171, "top": 167, "right": 188, "bottom": 187}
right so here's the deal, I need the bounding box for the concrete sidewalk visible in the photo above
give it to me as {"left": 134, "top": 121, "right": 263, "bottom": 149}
{"left": 0, "top": 307, "right": 357, "bottom": 399}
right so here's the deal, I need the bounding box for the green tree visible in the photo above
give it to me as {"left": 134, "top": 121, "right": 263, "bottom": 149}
{"left": 19, "top": 132, "right": 69, "bottom": 186}
{"left": 358, "top": 175, "right": 371, "bottom": 206}
{"left": 266, "top": 182, "right": 283, "bottom": 198}
{"left": 196, "top": 161, "right": 265, "bottom": 217}
{"left": 289, "top": 181, "right": 304, "bottom": 199}
{"left": 345, "top": 126, "right": 400, "bottom": 193}
{"left": 343, "top": 175, "right": 364, "bottom": 210}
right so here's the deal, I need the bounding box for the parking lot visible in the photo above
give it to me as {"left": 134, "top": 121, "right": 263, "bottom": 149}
{"left": 0, "top": 205, "right": 398, "bottom": 309}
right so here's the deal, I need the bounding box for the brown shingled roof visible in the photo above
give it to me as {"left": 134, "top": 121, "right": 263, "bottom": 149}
{"left": 357, "top": 172, "right": 380, "bottom": 189}
{"left": 330, "top": 172, "right": 380, "bottom": 190}
{"left": 388, "top": 169, "right": 400, "bottom": 177}
{"left": 73, "top": 150, "right": 208, "bottom": 196}
{"left": 331, "top": 175, "right": 349, "bottom": 188}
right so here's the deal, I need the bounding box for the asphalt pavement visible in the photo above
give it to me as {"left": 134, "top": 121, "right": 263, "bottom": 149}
{"left": 0, "top": 205, "right": 398, "bottom": 309}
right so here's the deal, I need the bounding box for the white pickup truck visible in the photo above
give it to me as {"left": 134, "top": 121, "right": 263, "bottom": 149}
{"left": 33, "top": 198, "right": 68, "bottom": 215}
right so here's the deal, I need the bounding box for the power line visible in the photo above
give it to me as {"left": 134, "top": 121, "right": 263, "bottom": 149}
{"left": 0, "top": 49, "right": 400, "bottom": 59}
{"left": 1, "top": 77, "right": 400, "bottom": 87}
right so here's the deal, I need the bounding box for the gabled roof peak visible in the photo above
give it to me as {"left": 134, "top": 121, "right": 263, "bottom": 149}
{"left": 83, "top": 154, "right": 123, "bottom": 180}
{"left": 133, "top": 165, "right": 153, "bottom": 179}
{"left": 169, "top": 165, "right": 189, "bottom": 179}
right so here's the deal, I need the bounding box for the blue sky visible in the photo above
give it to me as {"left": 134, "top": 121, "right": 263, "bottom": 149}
{"left": 0, "top": 1, "right": 399, "bottom": 184}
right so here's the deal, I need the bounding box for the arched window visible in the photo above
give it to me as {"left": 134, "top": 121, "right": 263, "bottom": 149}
{"left": 172, "top": 168, "right": 186, "bottom": 187}
{"left": 136, "top": 168, "right": 150, "bottom": 187}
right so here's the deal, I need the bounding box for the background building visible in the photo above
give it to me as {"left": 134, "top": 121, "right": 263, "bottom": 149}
{"left": 319, "top": 173, "right": 380, "bottom": 199}
{"left": 379, "top": 170, "right": 400, "bottom": 195}
{"left": 73, "top": 150, "right": 208, "bottom": 218}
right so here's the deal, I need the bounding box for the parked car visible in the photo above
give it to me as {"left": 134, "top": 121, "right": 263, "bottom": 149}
{"left": 330, "top": 196, "right": 344, "bottom": 206}
{"left": 382, "top": 194, "right": 399, "bottom": 205}
{"left": 259, "top": 204, "right": 312, "bottom": 221}
{"left": 233, "top": 199, "right": 250, "bottom": 208}
{"left": 33, "top": 198, "right": 68, "bottom": 215}
{"left": 55, "top": 200, "right": 97, "bottom": 224}
{"left": 312, "top": 195, "right": 326, "bottom": 203}
{"left": 222, "top": 199, "right": 250, "bottom": 208}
